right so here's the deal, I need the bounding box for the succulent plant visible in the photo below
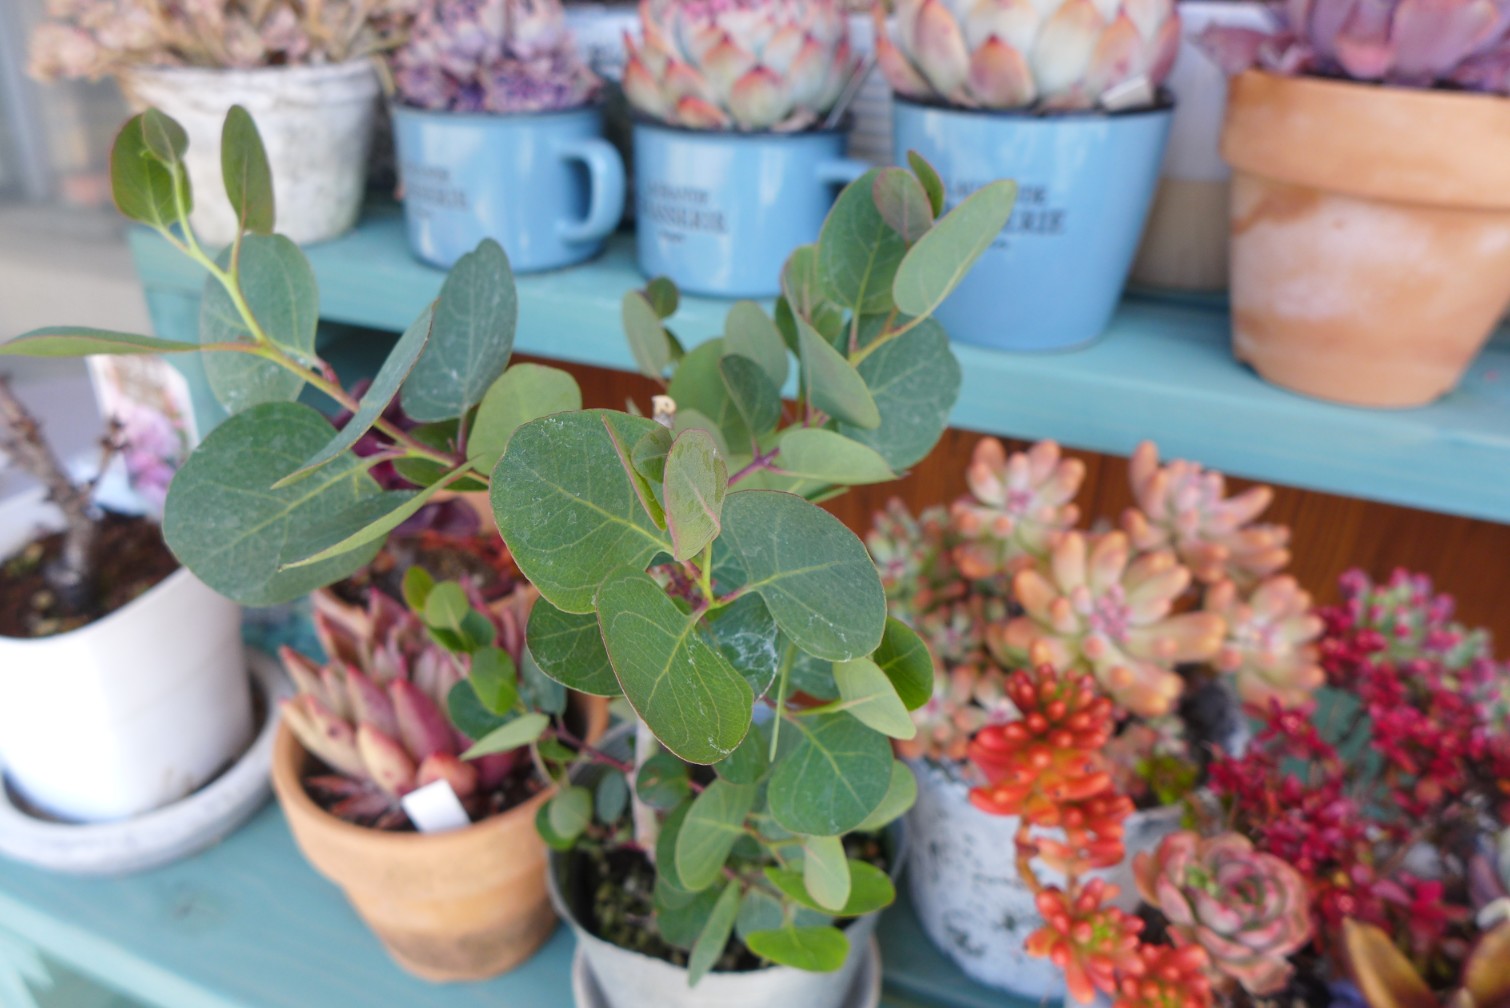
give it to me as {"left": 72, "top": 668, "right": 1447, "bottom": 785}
{"left": 279, "top": 586, "right": 527, "bottom": 827}
{"left": 991, "top": 529, "right": 1225, "bottom": 717}
{"left": 899, "top": 659, "right": 1016, "bottom": 761}
{"left": 1199, "top": 0, "right": 1510, "bottom": 94}
{"left": 872, "top": 0, "right": 1180, "bottom": 111}
{"left": 951, "top": 438, "right": 1084, "bottom": 579}
{"left": 1207, "top": 575, "right": 1325, "bottom": 710}
{"left": 1135, "top": 830, "right": 1314, "bottom": 996}
{"left": 392, "top": 0, "right": 601, "bottom": 113}
{"left": 1343, "top": 918, "right": 1510, "bottom": 1008}
{"left": 1123, "top": 441, "right": 1290, "bottom": 588}
{"left": 622, "top": 0, "right": 860, "bottom": 130}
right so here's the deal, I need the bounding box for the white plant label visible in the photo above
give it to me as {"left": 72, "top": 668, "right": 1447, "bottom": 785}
{"left": 401, "top": 779, "right": 471, "bottom": 834}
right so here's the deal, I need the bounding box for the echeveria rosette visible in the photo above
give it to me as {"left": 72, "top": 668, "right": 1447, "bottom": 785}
{"left": 1135, "top": 831, "right": 1314, "bottom": 997}
{"left": 1123, "top": 441, "right": 1290, "bottom": 588}
{"left": 991, "top": 530, "right": 1225, "bottom": 718}
{"left": 873, "top": 0, "right": 1180, "bottom": 111}
{"left": 1207, "top": 575, "right": 1324, "bottom": 711}
{"left": 1199, "top": 0, "right": 1510, "bottom": 94}
{"left": 393, "top": 0, "right": 601, "bottom": 113}
{"left": 951, "top": 437, "right": 1085, "bottom": 579}
{"left": 623, "top": 0, "right": 859, "bottom": 130}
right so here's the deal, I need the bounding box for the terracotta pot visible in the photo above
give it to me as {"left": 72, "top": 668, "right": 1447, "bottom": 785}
{"left": 1222, "top": 71, "right": 1510, "bottom": 407}
{"left": 271, "top": 725, "right": 553, "bottom": 980}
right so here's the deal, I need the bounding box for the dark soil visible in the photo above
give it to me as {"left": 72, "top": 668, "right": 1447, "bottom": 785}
{"left": 0, "top": 512, "right": 178, "bottom": 639}
{"left": 303, "top": 755, "right": 544, "bottom": 832}
{"left": 327, "top": 531, "right": 522, "bottom": 609}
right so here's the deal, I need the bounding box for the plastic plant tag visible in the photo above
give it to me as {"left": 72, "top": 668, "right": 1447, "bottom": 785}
{"left": 400, "top": 779, "right": 471, "bottom": 833}
{"left": 1101, "top": 77, "right": 1156, "bottom": 112}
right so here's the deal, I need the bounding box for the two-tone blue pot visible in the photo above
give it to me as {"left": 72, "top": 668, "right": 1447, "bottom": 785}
{"left": 633, "top": 121, "right": 870, "bottom": 298}
{"left": 392, "top": 103, "right": 626, "bottom": 272}
{"left": 893, "top": 96, "right": 1173, "bottom": 351}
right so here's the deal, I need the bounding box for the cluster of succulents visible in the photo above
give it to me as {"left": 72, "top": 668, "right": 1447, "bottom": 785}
{"left": 623, "top": 0, "right": 861, "bottom": 130}
{"left": 873, "top": 0, "right": 1181, "bottom": 111}
{"left": 1198, "top": 0, "right": 1510, "bottom": 93}
{"left": 392, "top": 0, "right": 601, "bottom": 113}
{"left": 29, "top": 0, "right": 418, "bottom": 80}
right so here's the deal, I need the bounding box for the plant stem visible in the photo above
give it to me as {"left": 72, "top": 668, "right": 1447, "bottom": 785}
{"left": 729, "top": 448, "right": 780, "bottom": 487}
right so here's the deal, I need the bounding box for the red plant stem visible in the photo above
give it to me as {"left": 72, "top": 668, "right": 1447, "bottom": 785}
{"left": 729, "top": 448, "right": 780, "bottom": 485}
{"left": 1015, "top": 819, "right": 1045, "bottom": 896}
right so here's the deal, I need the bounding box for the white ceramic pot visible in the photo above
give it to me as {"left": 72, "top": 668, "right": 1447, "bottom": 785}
{"left": 904, "top": 759, "right": 1180, "bottom": 999}
{"left": 1130, "top": 1, "right": 1269, "bottom": 291}
{"left": 0, "top": 491, "right": 251, "bottom": 822}
{"left": 119, "top": 61, "right": 381, "bottom": 247}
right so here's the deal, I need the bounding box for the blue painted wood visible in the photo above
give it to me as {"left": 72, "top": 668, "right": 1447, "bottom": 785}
{"left": 127, "top": 208, "right": 1510, "bottom": 523}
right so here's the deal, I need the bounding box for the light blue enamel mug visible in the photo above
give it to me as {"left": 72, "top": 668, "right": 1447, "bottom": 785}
{"left": 893, "top": 96, "right": 1173, "bottom": 351}
{"left": 633, "top": 122, "right": 870, "bottom": 298}
{"left": 392, "top": 103, "right": 626, "bottom": 272}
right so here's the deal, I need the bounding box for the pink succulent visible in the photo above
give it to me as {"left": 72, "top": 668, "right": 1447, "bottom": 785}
{"left": 951, "top": 437, "right": 1084, "bottom": 579}
{"left": 991, "top": 530, "right": 1225, "bottom": 718}
{"left": 1134, "top": 831, "right": 1314, "bottom": 996}
{"left": 897, "top": 659, "right": 1017, "bottom": 761}
{"left": 1207, "top": 575, "right": 1324, "bottom": 710}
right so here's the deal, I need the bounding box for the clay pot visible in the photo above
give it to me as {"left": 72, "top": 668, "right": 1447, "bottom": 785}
{"left": 1222, "top": 71, "right": 1510, "bottom": 407}
{"left": 271, "top": 696, "right": 609, "bottom": 981}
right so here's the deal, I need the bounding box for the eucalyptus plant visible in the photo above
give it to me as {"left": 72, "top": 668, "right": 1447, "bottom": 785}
{"left": 1, "top": 105, "right": 1016, "bottom": 978}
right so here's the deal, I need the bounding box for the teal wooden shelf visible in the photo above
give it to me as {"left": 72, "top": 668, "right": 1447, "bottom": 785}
{"left": 0, "top": 801, "right": 1007, "bottom": 1008}
{"left": 127, "top": 207, "right": 1510, "bottom": 523}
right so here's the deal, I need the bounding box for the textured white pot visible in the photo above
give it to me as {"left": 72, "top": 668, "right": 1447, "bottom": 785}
{"left": 119, "top": 61, "right": 381, "bottom": 247}
{"left": 1130, "top": 1, "right": 1270, "bottom": 291}
{"left": 904, "top": 759, "right": 1180, "bottom": 999}
{"left": 0, "top": 491, "right": 251, "bottom": 823}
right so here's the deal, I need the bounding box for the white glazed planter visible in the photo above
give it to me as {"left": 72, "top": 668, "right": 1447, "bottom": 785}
{"left": 119, "top": 61, "right": 381, "bottom": 246}
{"left": 905, "top": 759, "right": 1180, "bottom": 999}
{"left": 1130, "top": 1, "right": 1269, "bottom": 291}
{"left": 0, "top": 491, "right": 251, "bottom": 823}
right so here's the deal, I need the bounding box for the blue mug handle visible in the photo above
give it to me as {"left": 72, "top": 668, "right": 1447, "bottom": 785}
{"left": 817, "top": 158, "right": 873, "bottom": 188}
{"left": 558, "top": 137, "right": 627, "bottom": 244}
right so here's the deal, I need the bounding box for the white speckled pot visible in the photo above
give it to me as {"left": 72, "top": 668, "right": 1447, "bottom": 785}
{"left": 120, "top": 61, "right": 380, "bottom": 247}
{"left": 904, "top": 758, "right": 1181, "bottom": 999}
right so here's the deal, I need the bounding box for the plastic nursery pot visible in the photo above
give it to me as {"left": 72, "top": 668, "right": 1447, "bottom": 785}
{"left": 903, "top": 758, "right": 1179, "bottom": 999}
{"left": 892, "top": 95, "right": 1172, "bottom": 352}
{"left": 270, "top": 695, "right": 609, "bottom": 983}
{"left": 633, "top": 121, "right": 871, "bottom": 299}
{"left": 1222, "top": 71, "right": 1510, "bottom": 408}
{"left": 391, "top": 103, "right": 627, "bottom": 272}
{"left": 119, "top": 61, "right": 380, "bottom": 247}
{"left": 0, "top": 490, "right": 251, "bottom": 824}
{"left": 1130, "top": 0, "right": 1269, "bottom": 292}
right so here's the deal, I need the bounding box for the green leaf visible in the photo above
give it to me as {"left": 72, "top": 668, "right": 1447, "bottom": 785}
{"left": 664, "top": 428, "right": 727, "bottom": 562}
{"left": 796, "top": 318, "right": 879, "bottom": 430}
{"left": 703, "top": 592, "right": 781, "bottom": 699}
{"left": 645, "top": 277, "right": 680, "bottom": 319}
{"left": 718, "top": 492, "right": 885, "bottom": 661}
{"left": 873, "top": 167, "right": 934, "bottom": 244}
{"left": 839, "top": 319, "right": 960, "bottom": 471}
{"left": 718, "top": 354, "right": 782, "bottom": 438}
{"left": 492, "top": 410, "right": 671, "bottom": 614}
{"left": 834, "top": 657, "right": 917, "bottom": 740}
{"left": 199, "top": 234, "right": 317, "bottom": 414}
{"left": 768, "top": 711, "right": 893, "bottom": 836}
{"left": 526, "top": 598, "right": 621, "bottom": 697}
{"left": 666, "top": 340, "right": 750, "bottom": 457}
{"left": 403, "top": 238, "right": 518, "bottom": 422}
{"left": 765, "top": 859, "right": 896, "bottom": 917}
{"left": 874, "top": 618, "right": 934, "bottom": 711}
{"left": 893, "top": 180, "right": 1017, "bottom": 319}
{"left": 401, "top": 567, "right": 435, "bottom": 612}
{"left": 636, "top": 749, "right": 693, "bottom": 811}
{"left": 736, "top": 887, "right": 784, "bottom": 943}
{"left": 469, "top": 362, "right": 582, "bottom": 468}
{"left": 908, "top": 151, "right": 946, "bottom": 216}
{"left": 595, "top": 771, "right": 630, "bottom": 825}
{"left": 724, "top": 300, "right": 788, "bottom": 388}
{"left": 657, "top": 879, "right": 721, "bottom": 948}
{"left": 655, "top": 799, "right": 694, "bottom": 891}
{"left": 623, "top": 290, "right": 672, "bottom": 380}
{"left": 790, "top": 651, "right": 839, "bottom": 701}
{"left": 819, "top": 169, "right": 908, "bottom": 315}
{"left": 519, "top": 649, "right": 567, "bottom": 716}
{"left": 854, "top": 760, "right": 918, "bottom": 832}
{"left": 468, "top": 647, "right": 519, "bottom": 715}
{"left": 595, "top": 568, "right": 753, "bottom": 764}
{"left": 676, "top": 779, "right": 757, "bottom": 891}
{"left": 714, "top": 720, "right": 770, "bottom": 785}
{"left": 0, "top": 328, "right": 199, "bottom": 357}
{"left": 162, "top": 401, "right": 388, "bottom": 605}
{"left": 631, "top": 427, "right": 673, "bottom": 483}
{"left": 111, "top": 115, "right": 179, "bottom": 228}
{"left": 745, "top": 926, "right": 848, "bottom": 972}
{"left": 140, "top": 108, "right": 188, "bottom": 165}
{"left": 447, "top": 679, "right": 507, "bottom": 742}
{"left": 281, "top": 473, "right": 459, "bottom": 568}
{"left": 802, "top": 835, "right": 852, "bottom": 912}
{"left": 461, "top": 711, "right": 549, "bottom": 758}
{"left": 221, "top": 105, "right": 274, "bottom": 235}
{"left": 782, "top": 244, "right": 825, "bottom": 320}
{"left": 279, "top": 304, "right": 433, "bottom": 487}
{"left": 547, "top": 784, "right": 594, "bottom": 841}
{"left": 775, "top": 429, "right": 895, "bottom": 486}
{"left": 424, "top": 581, "right": 471, "bottom": 631}
{"left": 536, "top": 800, "right": 574, "bottom": 851}
{"left": 604, "top": 411, "right": 667, "bottom": 530}
{"left": 688, "top": 882, "right": 741, "bottom": 987}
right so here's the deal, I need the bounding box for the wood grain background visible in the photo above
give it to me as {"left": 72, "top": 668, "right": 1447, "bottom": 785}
{"left": 526, "top": 353, "right": 1510, "bottom": 649}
